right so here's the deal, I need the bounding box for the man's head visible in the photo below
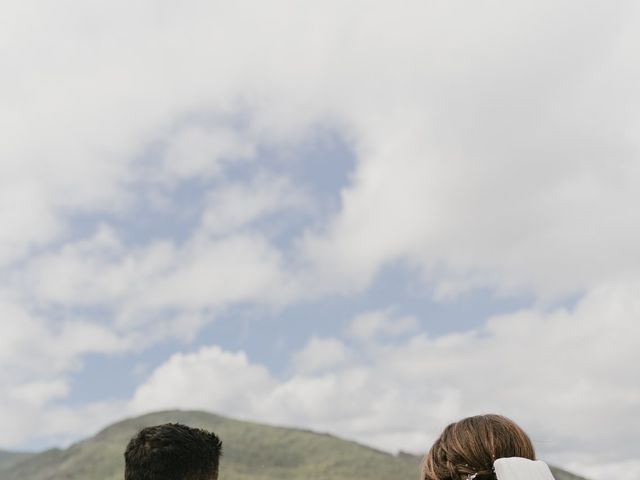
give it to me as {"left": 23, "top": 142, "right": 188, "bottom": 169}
{"left": 124, "top": 423, "right": 222, "bottom": 480}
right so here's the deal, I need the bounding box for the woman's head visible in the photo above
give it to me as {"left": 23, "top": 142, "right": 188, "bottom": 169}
{"left": 421, "top": 414, "right": 535, "bottom": 480}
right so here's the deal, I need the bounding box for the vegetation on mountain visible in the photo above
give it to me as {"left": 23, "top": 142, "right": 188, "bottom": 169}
{"left": 0, "top": 449, "right": 34, "bottom": 473}
{"left": 1, "top": 410, "right": 589, "bottom": 480}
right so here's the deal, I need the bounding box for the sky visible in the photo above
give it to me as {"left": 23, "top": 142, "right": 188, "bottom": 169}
{"left": 1, "top": 2, "right": 640, "bottom": 479}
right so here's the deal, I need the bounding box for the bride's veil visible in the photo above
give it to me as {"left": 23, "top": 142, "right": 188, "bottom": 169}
{"left": 493, "top": 457, "right": 556, "bottom": 480}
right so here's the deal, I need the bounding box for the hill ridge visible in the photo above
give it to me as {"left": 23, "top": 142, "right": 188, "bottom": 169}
{"left": 1, "top": 409, "right": 590, "bottom": 480}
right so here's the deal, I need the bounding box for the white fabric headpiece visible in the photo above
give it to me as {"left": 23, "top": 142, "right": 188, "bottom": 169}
{"left": 493, "top": 457, "right": 555, "bottom": 480}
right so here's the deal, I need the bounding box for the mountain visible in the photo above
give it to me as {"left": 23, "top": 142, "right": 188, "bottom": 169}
{"left": 0, "top": 449, "right": 35, "bottom": 472}
{"left": 1, "top": 410, "right": 590, "bottom": 480}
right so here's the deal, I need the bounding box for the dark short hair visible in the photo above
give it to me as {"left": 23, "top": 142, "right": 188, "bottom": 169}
{"left": 124, "top": 423, "right": 223, "bottom": 480}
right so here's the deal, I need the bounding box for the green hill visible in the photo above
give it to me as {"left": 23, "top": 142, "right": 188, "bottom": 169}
{"left": 1, "top": 410, "right": 589, "bottom": 480}
{"left": 0, "top": 449, "right": 35, "bottom": 473}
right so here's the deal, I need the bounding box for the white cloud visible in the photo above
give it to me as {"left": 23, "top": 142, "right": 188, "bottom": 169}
{"left": 292, "top": 337, "right": 350, "bottom": 374}
{"left": 347, "top": 309, "right": 418, "bottom": 341}
{"left": 292, "top": 3, "right": 640, "bottom": 299}
{"left": 124, "top": 233, "right": 295, "bottom": 316}
{"left": 22, "top": 225, "right": 296, "bottom": 332}
{"left": 2, "top": 0, "right": 639, "bottom": 309}
{"left": 199, "top": 173, "right": 310, "bottom": 236}
{"left": 0, "top": 182, "right": 63, "bottom": 267}
{"left": 22, "top": 225, "right": 129, "bottom": 306}
{"left": 0, "top": 395, "right": 127, "bottom": 447}
{"left": 0, "top": 299, "right": 128, "bottom": 379}
{"left": 8, "top": 380, "right": 69, "bottom": 408}
{"left": 0, "top": 298, "right": 131, "bottom": 446}
{"left": 129, "top": 346, "right": 275, "bottom": 415}
{"left": 158, "top": 125, "right": 256, "bottom": 185}
{"left": 2, "top": 0, "right": 640, "bottom": 296}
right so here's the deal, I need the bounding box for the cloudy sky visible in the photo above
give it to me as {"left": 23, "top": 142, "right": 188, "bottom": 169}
{"left": 2, "top": 1, "right": 640, "bottom": 479}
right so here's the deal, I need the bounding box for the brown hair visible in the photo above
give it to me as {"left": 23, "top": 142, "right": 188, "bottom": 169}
{"left": 421, "top": 414, "right": 535, "bottom": 480}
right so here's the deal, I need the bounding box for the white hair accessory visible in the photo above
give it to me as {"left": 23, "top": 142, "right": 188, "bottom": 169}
{"left": 493, "top": 457, "right": 555, "bottom": 480}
